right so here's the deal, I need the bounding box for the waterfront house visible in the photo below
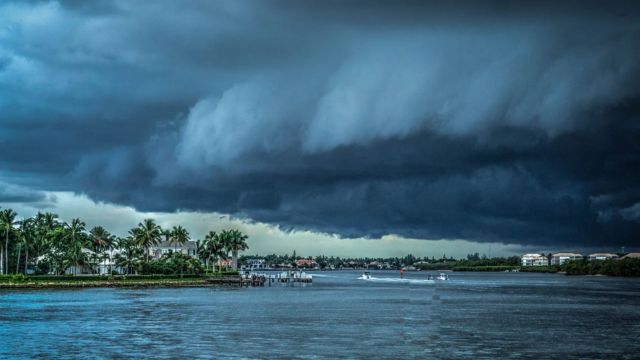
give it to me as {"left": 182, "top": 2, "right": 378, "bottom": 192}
{"left": 63, "top": 248, "right": 124, "bottom": 275}
{"left": 550, "top": 253, "right": 583, "bottom": 265}
{"left": 151, "top": 240, "right": 198, "bottom": 259}
{"left": 621, "top": 253, "right": 640, "bottom": 259}
{"left": 217, "top": 258, "right": 233, "bottom": 269}
{"left": 521, "top": 253, "right": 549, "bottom": 266}
{"left": 588, "top": 253, "right": 619, "bottom": 261}
{"left": 295, "top": 259, "right": 318, "bottom": 268}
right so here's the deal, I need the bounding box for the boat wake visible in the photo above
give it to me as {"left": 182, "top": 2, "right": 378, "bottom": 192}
{"left": 357, "top": 275, "right": 435, "bottom": 284}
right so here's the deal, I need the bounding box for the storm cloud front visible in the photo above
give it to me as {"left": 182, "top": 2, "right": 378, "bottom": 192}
{"left": 1, "top": 0, "right": 639, "bottom": 248}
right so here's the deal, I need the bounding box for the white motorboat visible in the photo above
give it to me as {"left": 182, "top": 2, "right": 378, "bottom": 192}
{"left": 436, "top": 273, "right": 449, "bottom": 281}
{"left": 359, "top": 272, "right": 372, "bottom": 280}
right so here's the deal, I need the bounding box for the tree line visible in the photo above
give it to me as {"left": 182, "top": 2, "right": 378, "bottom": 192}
{"left": 0, "top": 207, "right": 248, "bottom": 276}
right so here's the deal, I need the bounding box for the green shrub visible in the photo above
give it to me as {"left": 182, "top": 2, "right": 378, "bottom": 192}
{"left": 0, "top": 274, "right": 27, "bottom": 283}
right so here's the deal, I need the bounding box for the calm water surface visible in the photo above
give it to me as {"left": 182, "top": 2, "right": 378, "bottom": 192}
{"left": 1, "top": 271, "right": 639, "bottom": 359}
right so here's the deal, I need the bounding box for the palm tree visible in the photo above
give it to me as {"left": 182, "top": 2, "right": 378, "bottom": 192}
{"left": 89, "top": 226, "right": 113, "bottom": 274}
{"left": 114, "top": 237, "right": 142, "bottom": 275}
{"left": 65, "top": 218, "right": 88, "bottom": 275}
{"left": 130, "top": 219, "right": 162, "bottom": 262}
{"left": 0, "top": 208, "right": 18, "bottom": 274}
{"left": 220, "top": 229, "right": 249, "bottom": 270}
{"left": 170, "top": 225, "right": 190, "bottom": 253}
{"left": 18, "top": 218, "right": 36, "bottom": 274}
{"left": 89, "top": 226, "right": 111, "bottom": 252}
{"left": 200, "top": 231, "right": 227, "bottom": 272}
{"left": 33, "top": 212, "right": 58, "bottom": 273}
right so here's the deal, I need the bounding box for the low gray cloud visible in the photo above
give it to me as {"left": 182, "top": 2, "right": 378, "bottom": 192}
{"left": 0, "top": 181, "right": 55, "bottom": 206}
{"left": 0, "top": 0, "right": 639, "bottom": 248}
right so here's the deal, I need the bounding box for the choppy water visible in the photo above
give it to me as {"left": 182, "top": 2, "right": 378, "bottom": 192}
{"left": 1, "top": 271, "right": 639, "bottom": 359}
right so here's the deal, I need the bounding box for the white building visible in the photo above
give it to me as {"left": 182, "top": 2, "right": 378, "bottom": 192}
{"left": 521, "top": 253, "right": 549, "bottom": 266}
{"left": 151, "top": 241, "right": 198, "bottom": 259}
{"left": 622, "top": 253, "right": 640, "bottom": 259}
{"left": 588, "top": 253, "right": 619, "bottom": 261}
{"left": 63, "top": 248, "right": 124, "bottom": 275}
{"left": 550, "top": 253, "right": 583, "bottom": 265}
{"left": 242, "top": 258, "right": 267, "bottom": 271}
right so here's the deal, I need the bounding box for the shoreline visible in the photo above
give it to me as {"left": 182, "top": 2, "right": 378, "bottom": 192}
{"left": 0, "top": 282, "right": 210, "bottom": 289}
{"left": 0, "top": 274, "right": 249, "bottom": 289}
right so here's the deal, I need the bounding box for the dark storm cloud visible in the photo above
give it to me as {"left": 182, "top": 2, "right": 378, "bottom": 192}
{"left": 1, "top": 0, "right": 639, "bottom": 247}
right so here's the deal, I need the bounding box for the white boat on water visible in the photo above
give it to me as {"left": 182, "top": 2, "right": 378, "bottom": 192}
{"left": 436, "top": 273, "right": 449, "bottom": 281}
{"left": 359, "top": 272, "right": 372, "bottom": 280}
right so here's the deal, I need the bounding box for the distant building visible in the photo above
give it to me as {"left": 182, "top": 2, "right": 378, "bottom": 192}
{"left": 242, "top": 258, "right": 267, "bottom": 271}
{"left": 151, "top": 241, "right": 198, "bottom": 259}
{"left": 295, "top": 259, "right": 317, "bottom": 268}
{"left": 217, "top": 258, "right": 233, "bottom": 268}
{"left": 621, "top": 253, "right": 640, "bottom": 259}
{"left": 588, "top": 253, "right": 619, "bottom": 261}
{"left": 521, "top": 253, "right": 549, "bottom": 266}
{"left": 550, "top": 253, "right": 583, "bottom": 265}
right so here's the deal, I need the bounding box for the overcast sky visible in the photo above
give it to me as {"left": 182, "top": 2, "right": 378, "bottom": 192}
{"left": 1, "top": 0, "right": 639, "bottom": 257}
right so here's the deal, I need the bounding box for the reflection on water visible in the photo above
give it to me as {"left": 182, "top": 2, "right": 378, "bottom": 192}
{"left": 1, "top": 271, "right": 639, "bottom": 359}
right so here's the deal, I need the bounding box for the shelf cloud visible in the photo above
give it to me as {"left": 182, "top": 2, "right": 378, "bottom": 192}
{"left": 1, "top": 0, "right": 639, "bottom": 248}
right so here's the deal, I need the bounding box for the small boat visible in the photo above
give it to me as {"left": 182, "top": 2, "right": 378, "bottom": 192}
{"left": 359, "top": 271, "right": 372, "bottom": 280}
{"left": 436, "top": 273, "right": 449, "bottom": 281}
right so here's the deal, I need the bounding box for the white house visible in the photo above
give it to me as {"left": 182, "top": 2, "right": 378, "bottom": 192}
{"left": 588, "top": 253, "right": 619, "bottom": 261}
{"left": 521, "top": 253, "right": 549, "bottom": 266}
{"left": 151, "top": 241, "right": 198, "bottom": 259}
{"left": 63, "top": 248, "right": 124, "bottom": 275}
{"left": 550, "top": 253, "right": 583, "bottom": 265}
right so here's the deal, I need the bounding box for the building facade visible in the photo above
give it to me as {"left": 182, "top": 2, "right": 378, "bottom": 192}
{"left": 521, "top": 253, "right": 549, "bottom": 266}
{"left": 550, "top": 253, "right": 583, "bottom": 265}
{"left": 151, "top": 241, "right": 198, "bottom": 259}
{"left": 588, "top": 253, "right": 619, "bottom": 261}
{"left": 242, "top": 258, "right": 267, "bottom": 271}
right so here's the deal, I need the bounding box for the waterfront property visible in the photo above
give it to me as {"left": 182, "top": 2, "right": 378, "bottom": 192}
{"left": 62, "top": 249, "right": 124, "bottom": 275}
{"left": 588, "top": 253, "right": 620, "bottom": 261}
{"left": 550, "top": 253, "right": 583, "bottom": 265}
{"left": 151, "top": 241, "right": 198, "bottom": 259}
{"left": 295, "top": 259, "right": 318, "bottom": 268}
{"left": 521, "top": 253, "right": 549, "bottom": 266}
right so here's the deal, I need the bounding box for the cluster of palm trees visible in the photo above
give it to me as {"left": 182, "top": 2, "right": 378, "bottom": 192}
{"left": 0, "top": 207, "right": 249, "bottom": 276}
{"left": 198, "top": 229, "right": 249, "bottom": 272}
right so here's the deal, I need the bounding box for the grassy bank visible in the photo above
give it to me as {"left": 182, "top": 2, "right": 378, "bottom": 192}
{"left": 0, "top": 273, "right": 240, "bottom": 289}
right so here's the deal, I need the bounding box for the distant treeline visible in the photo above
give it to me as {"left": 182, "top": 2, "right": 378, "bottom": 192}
{"left": 414, "top": 256, "right": 521, "bottom": 271}
{"left": 415, "top": 258, "right": 640, "bottom": 276}
{"left": 563, "top": 258, "right": 640, "bottom": 277}
{"left": 242, "top": 252, "right": 640, "bottom": 277}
